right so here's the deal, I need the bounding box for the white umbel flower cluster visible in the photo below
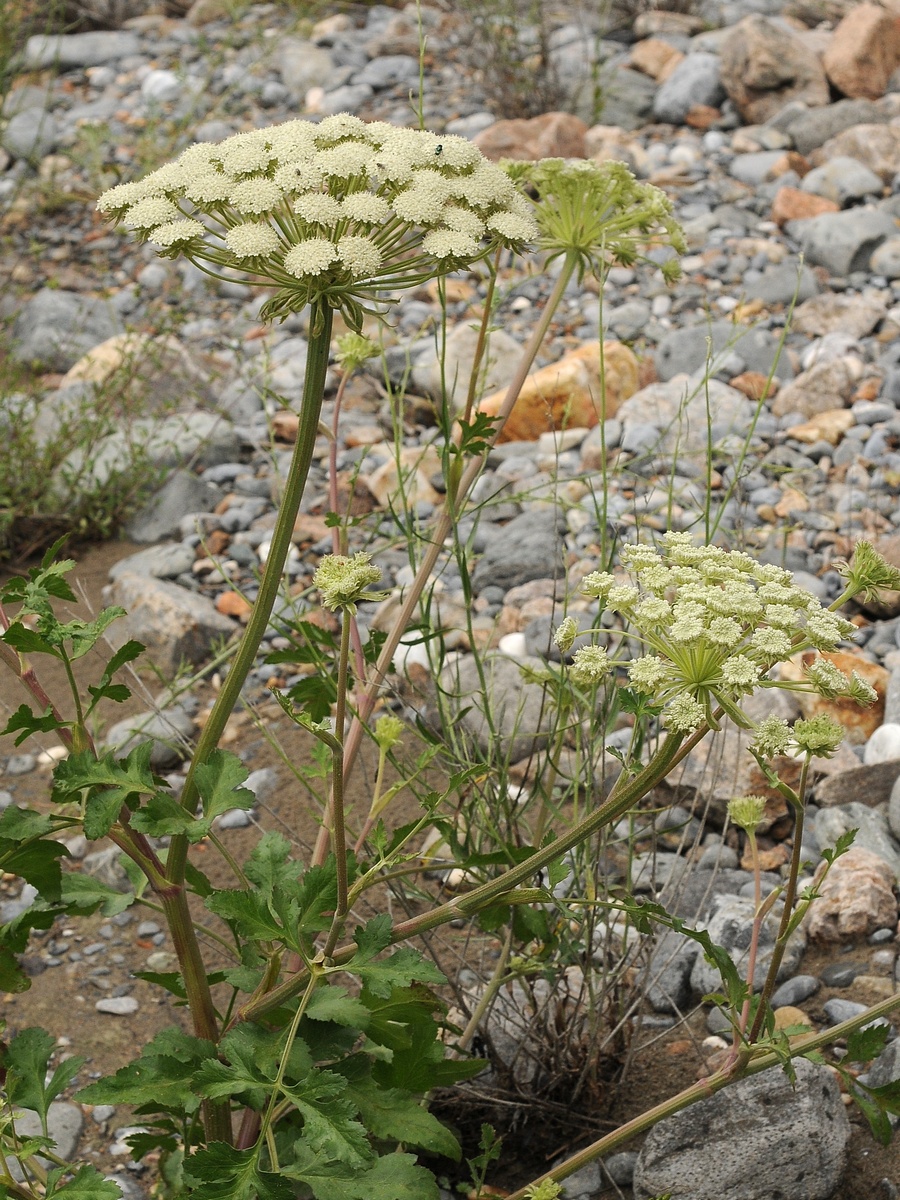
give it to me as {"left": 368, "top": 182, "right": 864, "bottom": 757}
{"left": 578, "top": 531, "right": 862, "bottom": 735}
{"left": 97, "top": 114, "right": 538, "bottom": 327}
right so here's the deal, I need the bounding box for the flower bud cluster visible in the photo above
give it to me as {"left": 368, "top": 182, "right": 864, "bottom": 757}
{"left": 578, "top": 532, "right": 859, "bottom": 736}
{"left": 505, "top": 157, "right": 686, "bottom": 282}
{"left": 97, "top": 114, "right": 537, "bottom": 328}
{"left": 314, "top": 552, "right": 385, "bottom": 611}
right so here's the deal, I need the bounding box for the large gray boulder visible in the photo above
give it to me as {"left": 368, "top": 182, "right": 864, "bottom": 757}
{"left": 785, "top": 209, "right": 899, "bottom": 277}
{"left": 652, "top": 52, "right": 724, "bottom": 123}
{"left": 439, "top": 652, "right": 558, "bottom": 763}
{"left": 22, "top": 31, "right": 140, "bottom": 69}
{"left": 655, "top": 320, "right": 792, "bottom": 382}
{"left": 633, "top": 1057, "right": 850, "bottom": 1200}
{"left": 11, "top": 290, "right": 124, "bottom": 372}
{"left": 689, "top": 893, "right": 807, "bottom": 994}
{"left": 471, "top": 509, "right": 565, "bottom": 594}
{"left": 104, "top": 573, "right": 237, "bottom": 676}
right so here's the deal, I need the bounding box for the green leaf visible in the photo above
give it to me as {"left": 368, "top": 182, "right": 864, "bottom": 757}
{"left": 183, "top": 1143, "right": 295, "bottom": 1200}
{"left": 60, "top": 873, "right": 134, "bottom": 916}
{"left": 193, "top": 1026, "right": 307, "bottom": 1111}
{"left": 194, "top": 750, "right": 256, "bottom": 824}
{"left": 45, "top": 1164, "right": 124, "bottom": 1199}
{"left": 77, "top": 1029, "right": 214, "bottom": 1116}
{"left": 205, "top": 890, "right": 287, "bottom": 945}
{"left": 0, "top": 807, "right": 56, "bottom": 840}
{"left": 304, "top": 985, "right": 370, "bottom": 1029}
{"left": 348, "top": 915, "right": 445, "bottom": 999}
{"left": 6, "top": 1027, "right": 84, "bottom": 1123}
{"left": 0, "top": 838, "right": 67, "bottom": 900}
{"left": 282, "top": 1072, "right": 372, "bottom": 1169}
{"left": 42, "top": 607, "right": 126, "bottom": 661}
{"left": 53, "top": 744, "right": 160, "bottom": 839}
{"left": 86, "top": 641, "right": 144, "bottom": 715}
{"left": 337, "top": 1064, "right": 459, "bottom": 1159}
{"left": 2, "top": 703, "right": 65, "bottom": 746}
{"left": 286, "top": 674, "right": 337, "bottom": 723}
{"left": 2, "top": 623, "right": 57, "bottom": 656}
{"left": 285, "top": 1147, "right": 439, "bottom": 1200}
{"left": 846, "top": 1023, "right": 890, "bottom": 1065}
{"left": 296, "top": 860, "right": 339, "bottom": 936}
{"left": 850, "top": 1082, "right": 894, "bottom": 1146}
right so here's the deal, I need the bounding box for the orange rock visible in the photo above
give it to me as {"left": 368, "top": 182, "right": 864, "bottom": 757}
{"left": 271, "top": 410, "right": 300, "bottom": 442}
{"left": 778, "top": 649, "right": 888, "bottom": 743}
{"left": 853, "top": 377, "right": 883, "bottom": 403}
{"left": 478, "top": 341, "right": 639, "bottom": 443}
{"left": 215, "top": 591, "right": 253, "bottom": 621}
{"left": 629, "top": 37, "right": 684, "bottom": 80}
{"left": 293, "top": 513, "right": 332, "bottom": 544}
{"left": 684, "top": 104, "right": 721, "bottom": 129}
{"left": 823, "top": 3, "right": 900, "bottom": 99}
{"left": 741, "top": 842, "right": 790, "bottom": 871}
{"left": 474, "top": 112, "right": 588, "bottom": 162}
{"left": 363, "top": 444, "right": 443, "bottom": 508}
{"left": 774, "top": 487, "right": 809, "bottom": 518}
{"left": 785, "top": 409, "right": 854, "bottom": 445}
{"left": 770, "top": 186, "right": 840, "bottom": 226}
{"left": 729, "top": 370, "right": 776, "bottom": 401}
{"left": 202, "top": 528, "right": 232, "bottom": 557}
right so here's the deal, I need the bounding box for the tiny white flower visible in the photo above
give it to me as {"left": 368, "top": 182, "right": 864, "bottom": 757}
{"left": 336, "top": 234, "right": 383, "bottom": 277}
{"left": 750, "top": 627, "right": 792, "bottom": 658}
{"left": 228, "top": 177, "right": 283, "bottom": 215}
{"left": 184, "top": 172, "right": 235, "bottom": 204}
{"left": 580, "top": 571, "right": 616, "bottom": 598}
{"left": 218, "top": 131, "right": 274, "bottom": 176}
{"left": 763, "top": 603, "right": 797, "bottom": 629}
{"left": 569, "top": 644, "right": 611, "bottom": 686}
{"left": 294, "top": 193, "right": 343, "bottom": 225}
{"left": 706, "top": 616, "right": 743, "bottom": 647}
{"left": 283, "top": 238, "right": 338, "bottom": 277}
{"left": 96, "top": 180, "right": 147, "bottom": 213}
{"left": 149, "top": 219, "right": 206, "bottom": 247}
{"left": 341, "top": 191, "right": 392, "bottom": 224}
{"left": 124, "top": 196, "right": 182, "bottom": 229}
{"left": 273, "top": 161, "right": 325, "bottom": 193}
{"left": 440, "top": 204, "right": 486, "bottom": 239}
{"left": 314, "top": 113, "right": 370, "bottom": 144}
{"left": 421, "top": 229, "right": 480, "bottom": 259}
{"left": 485, "top": 209, "right": 538, "bottom": 241}
{"left": 665, "top": 694, "right": 706, "bottom": 733}
{"left": 628, "top": 655, "right": 667, "bottom": 692}
{"left": 720, "top": 655, "right": 759, "bottom": 690}
{"left": 317, "top": 141, "right": 376, "bottom": 180}
{"left": 225, "top": 222, "right": 282, "bottom": 258}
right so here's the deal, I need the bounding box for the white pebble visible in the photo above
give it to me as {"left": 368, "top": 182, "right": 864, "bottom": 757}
{"left": 95, "top": 997, "right": 139, "bottom": 1016}
{"left": 864, "top": 723, "right": 900, "bottom": 765}
{"left": 497, "top": 632, "right": 528, "bottom": 660}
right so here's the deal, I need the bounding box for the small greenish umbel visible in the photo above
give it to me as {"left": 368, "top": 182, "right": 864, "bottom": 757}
{"left": 727, "top": 795, "right": 767, "bottom": 835}
{"left": 314, "top": 552, "right": 385, "bottom": 611}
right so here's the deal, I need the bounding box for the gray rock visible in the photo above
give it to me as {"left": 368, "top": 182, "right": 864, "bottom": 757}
{"left": 320, "top": 84, "right": 374, "bottom": 114}
{"left": 771, "top": 974, "right": 820, "bottom": 1007}
{"left": 801, "top": 156, "right": 884, "bottom": 205}
{"left": 621, "top": 420, "right": 661, "bottom": 454}
{"left": 11, "top": 1103, "right": 83, "bottom": 1164}
{"left": 104, "top": 708, "right": 196, "bottom": 770}
{"left": 607, "top": 300, "right": 651, "bottom": 340}
{"left": 665, "top": 868, "right": 751, "bottom": 922}
{"left": 10, "top": 289, "right": 124, "bottom": 373}
{"left": 412, "top": 321, "right": 522, "bottom": 404}
{"left": 277, "top": 39, "right": 335, "bottom": 99}
{"left": 633, "top": 1057, "right": 849, "bottom": 1200}
{"left": 822, "top": 997, "right": 875, "bottom": 1026}
{"left": 729, "top": 150, "right": 785, "bottom": 185}
{"left": 652, "top": 52, "right": 724, "bottom": 123}
{"left": 22, "top": 31, "right": 140, "bottom": 69}
{"left": 439, "top": 652, "right": 558, "bottom": 762}
{"left": 871, "top": 237, "right": 900, "bottom": 280}
{"left": 655, "top": 319, "right": 791, "bottom": 381}
{"left": 820, "top": 960, "right": 866, "bottom": 988}
{"left": 104, "top": 572, "right": 237, "bottom": 676}
{"left": 888, "top": 773, "right": 900, "bottom": 841}
{"left": 868, "top": 1039, "right": 900, "bottom": 1088}
{"left": 108, "top": 542, "right": 197, "bottom": 582}
{"left": 5, "top": 753, "right": 36, "bottom": 775}
{"left": 471, "top": 509, "right": 564, "bottom": 593}
{"left": 866, "top": 724, "right": 900, "bottom": 765}
{"left": 639, "top": 930, "right": 700, "bottom": 1014}
{"left": 745, "top": 260, "right": 819, "bottom": 305}
{"left": 244, "top": 766, "right": 279, "bottom": 803}
{"left": 215, "top": 807, "right": 254, "bottom": 829}
{"left": 141, "top": 69, "right": 181, "bottom": 103}
{"left": 616, "top": 375, "right": 756, "bottom": 454}
{"left": 124, "top": 469, "right": 224, "bottom": 543}
{"left": 817, "top": 760, "right": 900, "bottom": 810}
{"left": 815, "top": 802, "right": 900, "bottom": 876}
{"left": 586, "top": 66, "right": 656, "bottom": 130}
{"left": 786, "top": 209, "right": 899, "bottom": 277}
{"left": 779, "top": 98, "right": 888, "bottom": 156}
{"left": 96, "top": 996, "right": 139, "bottom": 1015}
{"left": 353, "top": 54, "right": 420, "bottom": 89}
{"left": 0, "top": 884, "right": 38, "bottom": 922}
{"left": 1, "top": 107, "right": 59, "bottom": 161}
{"left": 690, "top": 894, "right": 807, "bottom": 994}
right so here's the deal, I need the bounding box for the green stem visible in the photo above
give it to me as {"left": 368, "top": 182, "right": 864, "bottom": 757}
{"left": 748, "top": 761, "right": 809, "bottom": 1043}
{"left": 166, "top": 297, "right": 333, "bottom": 887}
{"left": 311, "top": 253, "right": 580, "bottom": 868}
{"left": 239, "top": 730, "right": 687, "bottom": 1025}
{"left": 507, "top": 990, "right": 900, "bottom": 1200}
{"left": 323, "top": 614, "right": 352, "bottom": 956}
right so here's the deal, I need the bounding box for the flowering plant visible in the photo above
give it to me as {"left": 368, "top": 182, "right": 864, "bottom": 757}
{"left": 97, "top": 114, "right": 536, "bottom": 329}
